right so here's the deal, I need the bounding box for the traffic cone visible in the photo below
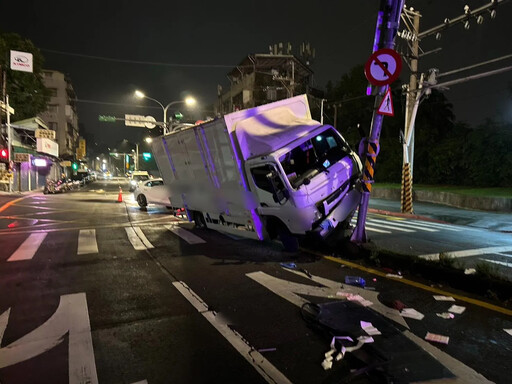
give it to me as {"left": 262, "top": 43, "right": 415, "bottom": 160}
{"left": 117, "top": 187, "right": 123, "bottom": 203}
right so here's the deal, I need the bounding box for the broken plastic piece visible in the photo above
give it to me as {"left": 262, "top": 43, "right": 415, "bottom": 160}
{"left": 360, "top": 321, "right": 382, "bottom": 336}
{"left": 257, "top": 347, "right": 277, "bottom": 352}
{"left": 321, "top": 359, "right": 333, "bottom": 370}
{"left": 464, "top": 268, "right": 476, "bottom": 275}
{"left": 280, "top": 262, "right": 297, "bottom": 269}
{"left": 392, "top": 300, "right": 407, "bottom": 311}
{"left": 344, "top": 276, "right": 366, "bottom": 287}
{"left": 436, "top": 312, "right": 455, "bottom": 319}
{"left": 425, "top": 332, "right": 450, "bottom": 344}
{"left": 433, "top": 295, "right": 455, "bottom": 301}
{"left": 400, "top": 308, "right": 425, "bottom": 320}
{"left": 324, "top": 349, "right": 336, "bottom": 358}
{"left": 448, "top": 304, "right": 466, "bottom": 314}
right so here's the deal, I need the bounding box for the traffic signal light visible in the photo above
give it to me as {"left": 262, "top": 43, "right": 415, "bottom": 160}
{"left": 0, "top": 148, "right": 8, "bottom": 162}
{"left": 142, "top": 152, "right": 152, "bottom": 161}
{"left": 173, "top": 112, "right": 183, "bottom": 121}
{"left": 72, "top": 162, "right": 78, "bottom": 170}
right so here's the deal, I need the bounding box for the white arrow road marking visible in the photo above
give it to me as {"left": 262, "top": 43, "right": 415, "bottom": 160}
{"left": 420, "top": 246, "right": 512, "bottom": 261}
{"left": 247, "top": 269, "right": 408, "bottom": 328}
{"left": 165, "top": 224, "right": 206, "bottom": 244}
{"left": 77, "top": 229, "right": 99, "bottom": 255}
{"left": 173, "top": 281, "right": 291, "bottom": 384}
{"left": 0, "top": 293, "right": 98, "bottom": 384}
{"left": 247, "top": 270, "right": 492, "bottom": 383}
{"left": 7, "top": 233, "right": 47, "bottom": 261}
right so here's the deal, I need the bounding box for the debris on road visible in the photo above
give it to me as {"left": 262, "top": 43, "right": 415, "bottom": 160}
{"left": 400, "top": 308, "right": 425, "bottom": 320}
{"left": 257, "top": 347, "right": 277, "bottom": 353}
{"left": 336, "top": 291, "right": 373, "bottom": 307}
{"left": 433, "top": 295, "right": 456, "bottom": 301}
{"left": 464, "top": 268, "right": 477, "bottom": 275}
{"left": 391, "top": 300, "right": 407, "bottom": 311}
{"left": 436, "top": 312, "right": 455, "bottom": 319}
{"left": 425, "top": 332, "right": 450, "bottom": 344}
{"left": 448, "top": 305, "right": 466, "bottom": 314}
{"left": 280, "top": 262, "right": 297, "bottom": 269}
{"left": 344, "top": 276, "right": 366, "bottom": 287}
{"left": 361, "top": 321, "right": 382, "bottom": 336}
{"left": 386, "top": 273, "right": 403, "bottom": 279}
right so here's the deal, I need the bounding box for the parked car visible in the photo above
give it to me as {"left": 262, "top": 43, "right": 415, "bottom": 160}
{"left": 129, "top": 170, "right": 150, "bottom": 191}
{"left": 133, "top": 178, "right": 170, "bottom": 208}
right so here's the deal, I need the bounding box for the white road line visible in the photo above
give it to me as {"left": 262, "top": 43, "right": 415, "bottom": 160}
{"left": 165, "top": 225, "right": 206, "bottom": 244}
{"left": 125, "top": 227, "right": 150, "bottom": 250}
{"left": 173, "top": 281, "right": 292, "bottom": 384}
{"left": 350, "top": 219, "right": 391, "bottom": 234}
{"left": 480, "top": 258, "right": 512, "bottom": 268}
{"left": 0, "top": 293, "right": 98, "bottom": 384}
{"left": 77, "top": 229, "right": 99, "bottom": 255}
{"left": 494, "top": 252, "right": 512, "bottom": 258}
{"left": 369, "top": 218, "right": 439, "bottom": 232}
{"left": 419, "top": 246, "right": 512, "bottom": 260}
{"left": 364, "top": 221, "right": 415, "bottom": 232}
{"left": 133, "top": 227, "right": 154, "bottom": 249}
{"left": 409, "top": 220, "right": 462, "bottom": 231}
{"left": 7, "top": 233, "right": 48, "bottom": 261}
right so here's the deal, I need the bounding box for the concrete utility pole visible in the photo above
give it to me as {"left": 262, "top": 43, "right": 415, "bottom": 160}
{"left": 351, "top": 0, "right": 406, "bottom": 244}
{"left": 399, "top": 0, "right": 509, "bottom": 214}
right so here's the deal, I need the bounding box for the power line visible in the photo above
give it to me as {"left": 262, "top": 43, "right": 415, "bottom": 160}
{"left": 40, "top": 48, "right": 240, "bottom": 69}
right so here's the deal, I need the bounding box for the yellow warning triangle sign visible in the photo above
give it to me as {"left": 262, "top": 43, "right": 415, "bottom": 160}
{"left": 377, "top": 88, "right": 394, "bottom": 116}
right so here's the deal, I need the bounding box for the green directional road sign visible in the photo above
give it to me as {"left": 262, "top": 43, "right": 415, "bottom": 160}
{"left": 99, "top": 115, "right": 116, "bottom": 122}
{"left": 142, "top": 152, "right": 152, "bottom": 161}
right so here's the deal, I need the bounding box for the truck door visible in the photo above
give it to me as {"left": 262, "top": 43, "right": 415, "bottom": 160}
{"left": 247, "top": 163, "right": 293, "bottom": 212}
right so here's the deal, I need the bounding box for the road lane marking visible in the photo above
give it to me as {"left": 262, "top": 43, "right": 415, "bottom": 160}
{"left": 0, "top": 293, "right": 98, "bottom": 384}
{"left": 173, "top": 281, "right": 292, "bottom": 384}
{"left": 7, "top": 233, "right": 48, "bottom": 261}
{"left": 133, "top": 226, "right": 154, "bottom": 249}
{"left": 369, "top": 218, "right": 439, "bottom": 232}
{"left": 165, "top": 224, "right": 206, "bottom": 244}
{"left": 419, "top": 246, "right": 512, "bottom": 261}
{"left": 78, "top": 229, "right": 99, "bottom": 255}
{"left": 410, "top": 220, "right": 462, "bottom": 231}
{"left": 480, "top": 258, "right": 512, "bottom": 268}
{"left": 362, "top": 221, "right": 415, "bottom": 232}
{"left": 125, "top": 227, "right": 154, "bottom": 250}
{"left": 0, "top": 196, "right": 26, "bottom": 213}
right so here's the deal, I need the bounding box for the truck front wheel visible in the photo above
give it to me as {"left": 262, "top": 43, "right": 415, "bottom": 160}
{"left": 275, "top": 222, "right": 299, "bottom": 253}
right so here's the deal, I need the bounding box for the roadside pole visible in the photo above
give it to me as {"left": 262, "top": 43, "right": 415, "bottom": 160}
{"left": 351, "top": 0, "right": 405, "bottom": 244}
{"left": 6, "top": 95, "right": 12, "bottom": 193}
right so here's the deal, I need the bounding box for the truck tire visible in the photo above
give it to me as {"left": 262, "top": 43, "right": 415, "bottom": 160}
{"left": 193, "top": 211, "right": 207, "bottom": 229}
{"left": 276, "top": 223, "right": 299, "bottom": 253}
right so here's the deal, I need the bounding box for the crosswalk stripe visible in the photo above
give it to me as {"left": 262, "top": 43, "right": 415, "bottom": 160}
{"left": 133, "top": 227, "right": 154, "bottom": 249}
{"left": 7, "top": 233, "right": 48, "bottom": 261}
{"left": 369, "top": 218, "right": 439, "bottom": 232}
{"left": 409, "top": 220, "right": 462, "bottom": 231}
{"left": 165, "top": 225, "right": 206, "bottom": 244}
{"left": 362, "top": 221, "right": 415, "bottom": 232}
{"left": 420, "top": 245, "right": 512, "bottom": 260}
{"left": 77, "top": 229, "right": 99, "bottom": 255}
{"left": 125, "top": 227, "right": 153, "bottom": 250}
{"left": 365, "top": 225, "right": 392, "bottom": 234}
{"left": 480, "top": 258, "right": 512, "bottom": 268}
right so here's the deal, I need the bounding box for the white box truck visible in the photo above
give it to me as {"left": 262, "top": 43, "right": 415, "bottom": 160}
{"left": 151, "top": 95, "right": 362, "bottom": 251}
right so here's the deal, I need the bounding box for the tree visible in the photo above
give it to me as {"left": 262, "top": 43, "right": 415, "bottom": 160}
{"left": 0, "top": 32, "right": 51, "bottom": 120}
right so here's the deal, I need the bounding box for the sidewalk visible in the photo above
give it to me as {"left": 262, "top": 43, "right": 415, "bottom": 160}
{"left": 0, "top": 188, "right": 43, "bottom": 197}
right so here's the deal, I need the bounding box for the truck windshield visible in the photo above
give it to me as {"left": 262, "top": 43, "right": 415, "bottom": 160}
{"left": 279, "top": 128, "right": 350, "bottom": 189}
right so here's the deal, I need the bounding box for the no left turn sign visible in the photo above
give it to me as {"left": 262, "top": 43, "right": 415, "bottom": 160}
{"left": 364, "top": 48, "right": 402, "bottom": 86}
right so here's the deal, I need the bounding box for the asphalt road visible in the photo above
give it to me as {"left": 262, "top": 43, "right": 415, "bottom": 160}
{"left": 0, "top": 179, "right": 511, "bottom": 383}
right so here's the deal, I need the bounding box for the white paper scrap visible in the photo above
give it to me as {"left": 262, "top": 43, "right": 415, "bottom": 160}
{"left": 448, "top": 304, "right": 466, "bottom": 314}
{"left": 504, "top": 329, "right": 512, "bottom": 336}
{"left": 433, "top": 295, "right": 456, "bottom": 301}
{"left": 360, "top": 321, "right": 382, "bottom": 336}
{"left": 400, "top": 308, "right": 425, "bottom": 320}
{"left": 321, "top": 359, "right": 333, "bottom": 370}
{"left": 386, "top": 273, "right": 403, "bottom": 279}
{"left": 464, "top": 268, "right": 476, "bottom": 275}
{"left": 425, "top": 332, "right": 449, "bottom": 344}
{"left": 436, "top": 312, "right": 455, "bottom": 319}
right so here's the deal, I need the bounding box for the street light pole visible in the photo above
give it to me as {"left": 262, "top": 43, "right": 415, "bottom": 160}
{"left": 134, "top": 91, "right": 196, "bottom": 135}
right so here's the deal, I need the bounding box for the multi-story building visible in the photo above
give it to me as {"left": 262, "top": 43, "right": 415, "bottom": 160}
{"left": 39, "top": 70, "right": 79, "bottom": 158}
{"left": 217, "top": 53, "right": 314, "bottom": 115}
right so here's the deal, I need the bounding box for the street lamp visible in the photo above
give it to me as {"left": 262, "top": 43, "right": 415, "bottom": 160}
{"left": 134, "top": 90, "right": 197, "bottom": 134}
{"left": 144, "top": 137, "right": 153, "bottom": 143}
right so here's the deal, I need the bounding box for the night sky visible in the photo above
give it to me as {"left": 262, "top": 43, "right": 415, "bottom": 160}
{"left": 2, "top": 0, "right": 511, "bottom": 149}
